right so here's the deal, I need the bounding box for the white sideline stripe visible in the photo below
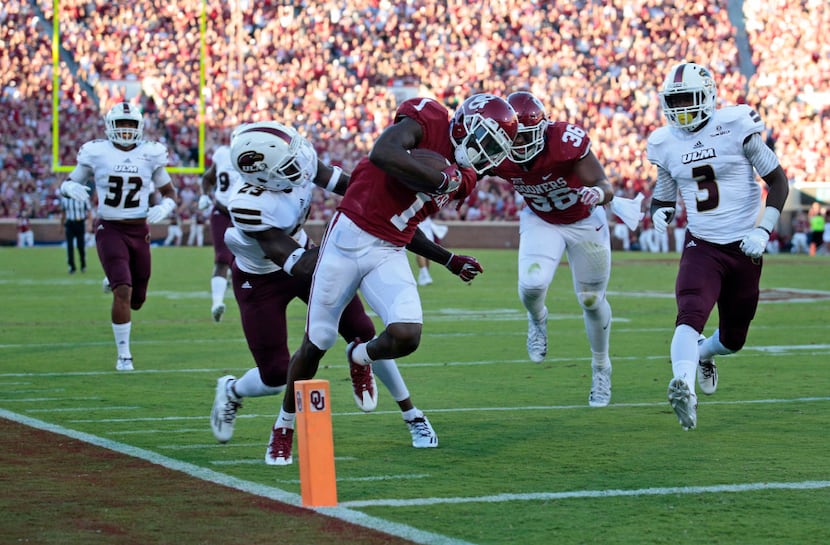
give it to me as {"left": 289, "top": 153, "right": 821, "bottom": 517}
{"left": 338, "top": 481, "right": 830, "bottom": 508}
{"left": 281, "top": 474, "right": 431, "bottom": 484}
{"left": 6, "top": 397, "right": 98, "bottom": 402}
{"left": 25, "top": 406, "right": 139, "bottom": 413}
{"left": 3, "top": 343, "right": 830, "bottom": 379}
{"left": 0, "top": 408, "right": 476, "bottom": 545}
{"left": 65, "top": 396, "right": 830, "bottom": 424}
{"left": 211, "top": 457, "right": 358, "bottom": 466}
{"left": 107, "top": 428, "right": 206, "bottom": 435}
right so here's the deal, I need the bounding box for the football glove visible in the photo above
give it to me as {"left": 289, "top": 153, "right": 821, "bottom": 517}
{"left": 577, "top": 186, "right": 603, "bottom": 207}
{"left": 435, "top": 164, "right": 462, "bottom": 194}
{"left": 197, "top": 194, "right": 212, "bottom": 210}
{"left": 445, "top": 253, "right": 483, "bottom": 283}
{"left": 651, "top": 207, "right": 675, "bottom": 234}
{"left": 147, "top": 197, "right": 176, "bottom": 224}
{"left": 60, "top": 181, "right": 91, "bottom": 202}
{"left": 740, "top": 227, "right": 769, "bottom": 259}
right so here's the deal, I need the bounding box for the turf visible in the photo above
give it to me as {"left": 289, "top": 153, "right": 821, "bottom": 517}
{"left": 1, "top": 246, "right": 828, "bottom": 545}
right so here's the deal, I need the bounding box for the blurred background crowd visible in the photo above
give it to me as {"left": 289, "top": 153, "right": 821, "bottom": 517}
{"left": 1, "top": 0, "right": 828, "bottom": 250}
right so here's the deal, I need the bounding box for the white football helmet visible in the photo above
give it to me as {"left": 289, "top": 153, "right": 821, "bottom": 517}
{"left": 229, "top": 121, "right": 317, "bottom": 192}
{"left": 507, "top": 91, "right": 548, "bottom": 163}
{"left": 659, "top": 62, "right": 717, "bottom": 131}
{"left": 449, "top": 93, "right": 518, "bottom": 174}
{"left": 105, "top": 102, "right": 144, "bottom": 146}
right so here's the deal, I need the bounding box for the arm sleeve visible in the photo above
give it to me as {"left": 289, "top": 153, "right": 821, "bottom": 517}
{"left": 743, "top": 132, "right": 780, "bottom": 178}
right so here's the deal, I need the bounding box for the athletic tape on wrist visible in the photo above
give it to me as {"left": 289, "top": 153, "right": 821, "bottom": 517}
{"left": 282, "top": 247, "right": 306, "bottom": 276}
{"left": 325, "top": 166, "right": 342, "bottom": 192}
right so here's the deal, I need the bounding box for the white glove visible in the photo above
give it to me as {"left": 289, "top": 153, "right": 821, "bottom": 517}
{"left": 652, "top": 207, "right": 675, "bottom": 234}
{"left": 197, "top": 194, "right": 212, "bottom": 210}
{"left": 60, "top": 181, "right": 91, "bottom": 202}
{"left": 147, "top": 197, "right": 176, "bottom": 224}
{"left": 577, "top": 186, "right": 603, "bottom": 207}
{"left": 740, "top": 227, "right": 770, "bottom": 258}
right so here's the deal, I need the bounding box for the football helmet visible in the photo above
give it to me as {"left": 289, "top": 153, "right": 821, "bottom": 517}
{"left": 507, "top": 91, "right": 548, "bottom": 163}
{"left": 449, "top": 93, "right": 518, "bottom": 174}
{"left": 105, "top": 102, "right": 144, "bottom": 146}
{"left": 659, "top": 62, "right": 717, "bottom": 131}
{"left": 229, "top": 121, "right": 317, "bottom": 191}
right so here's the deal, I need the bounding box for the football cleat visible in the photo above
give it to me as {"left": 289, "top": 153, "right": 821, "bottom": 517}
{"left": 347, "top": 339, "right": 378, "bottom": 412}
{"left": 588, "top": 363, "right": 612, "bottom": 407}
{"left": 116, "top": 356, "right": 134, "bottom": 372}
{"left": 405, "top": 413, "right": 438, "bottom": 448}
{"left": 697, "top": 335, "right": 718, "bottom": 395}
{"left": 102, "top": 277, "right": 112, "bottom": 293}
{"left": 526, "top": 309, "right": 548, "bottom": 363}
{"left": 417, "top": 268, "right": 433, "bottom": 286}
{"left": 211, "top": 375, "right": 241, "bottom": 443}
{"left": 667, "top": 378, "right": 697, "bottom": 431}
{"left": 211, "top": 303, "right": 226, "bottom": 323}
{"left": 265, "top": 427, "right": 294, "bottom": 465}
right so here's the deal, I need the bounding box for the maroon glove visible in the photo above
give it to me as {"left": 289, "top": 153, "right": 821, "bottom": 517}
{"left": 445, "top": 253, "right": 483, "bottom": 282}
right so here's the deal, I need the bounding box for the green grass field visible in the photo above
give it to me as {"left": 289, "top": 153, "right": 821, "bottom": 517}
{"left": 1, "top": 246, "right": 828, "bottom": 545}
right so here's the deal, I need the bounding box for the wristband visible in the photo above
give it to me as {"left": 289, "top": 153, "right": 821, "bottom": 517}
{"left": 758, "top": 206, "right": 780, "bottom": 234}
{"left": 325, "top": 166, "right": 342, "bottom": 192}
{"left": 282, "top": 247, "right": 306, "bottom": 276}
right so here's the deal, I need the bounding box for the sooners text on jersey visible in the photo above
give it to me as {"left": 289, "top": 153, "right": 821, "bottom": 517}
{"left": 493, "top": 121, "right": 593, "bottom": 225}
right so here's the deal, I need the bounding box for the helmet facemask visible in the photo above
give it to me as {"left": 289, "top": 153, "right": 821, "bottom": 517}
{"left": 230, "top": 122, "right": 317, "bottom": 192}
{"left": 659, "top": 63, "right": 717, "bottom": 131}
{"left": 453, "top": 114, "right": 515, "bottom": 174}
{"left": 105, "top": 103, "right": 144, "bottom": 146}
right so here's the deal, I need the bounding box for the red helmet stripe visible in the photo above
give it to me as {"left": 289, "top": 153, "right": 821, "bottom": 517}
{"left": 240, "top": 126, "right": 292, "bottom": 144}
{"left": 673, "top": 63, "right": 687, "bottom": 83}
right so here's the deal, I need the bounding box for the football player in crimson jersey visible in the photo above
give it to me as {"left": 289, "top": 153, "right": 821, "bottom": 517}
{"left": 491, "top": 91, "right": 616, "bottom": 408}
{"left": 272, "top": 94, "right": 518, "bottom": 457}
{"left": 211, "top": 121, "right": 459, "bottom": 465}
{"left": 198, "top": 137, "right": 244, "bottom": 322}
{"left": 60, "top": 102, "right": 177, "bottom": 372}
{"left": 647, "top": 62, "right": 789, "bottom": 430}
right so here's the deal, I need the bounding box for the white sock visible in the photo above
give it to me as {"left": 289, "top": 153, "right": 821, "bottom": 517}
{"left": 234, "top": 367, "right": 284, "bottom": 398}
{"left": 671, "top": 324, "right": 699, "bottom": 391}
{"left": 211, "top": 275, "right": 227, "bottom": 307}
{"left": 402, "top": 408, "right": 422, "bottom": 421}
{"left": 275, "top": 408, "right": 295, "bottom": 430}
{"left": 350, "top": 341, "right": 373, "bottom": 366}
{"left": 372, "top": 359, "right": 410, "bottom": 401}
{"left": 584, "top": 299, "right": 611, "bottom": 355}
{"left": 112, "top": 322, "right": 131, "bottom": 358}
{"left": 699, "top": 329, "right": 735, "bottom": 360}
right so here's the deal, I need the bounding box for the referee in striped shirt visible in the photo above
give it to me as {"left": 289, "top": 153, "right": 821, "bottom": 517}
{"left": 60, "top": 192, "right": 91, "bottom": 274}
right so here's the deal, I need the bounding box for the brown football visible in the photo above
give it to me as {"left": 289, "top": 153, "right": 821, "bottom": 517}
{"left": 409, "top": 148, "right": 451, "bottom": 171}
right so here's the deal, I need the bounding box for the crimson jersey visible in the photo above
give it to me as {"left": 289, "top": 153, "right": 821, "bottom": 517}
{"left": 337, "top": 97, "right": 477, "bottom": 246}
{"left": 493, "top": 121, "right": 592, "bottom": 225}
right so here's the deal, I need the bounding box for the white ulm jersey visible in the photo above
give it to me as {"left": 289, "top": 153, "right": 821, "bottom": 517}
{"left": 647, "top": 105, "right": 765, "bottom": 245}
{"left": 224, "top": 181, "right": 313, "bottom": 275}
{"left": 69, "top": 139, "right": 171, "bottom": 221}
{"left": 210, "top": 145, "right": 242, "bottom": 208}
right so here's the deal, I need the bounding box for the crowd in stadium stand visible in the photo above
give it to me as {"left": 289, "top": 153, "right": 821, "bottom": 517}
{"left": 1, "top": 0, "right": 828, "bottom": 249}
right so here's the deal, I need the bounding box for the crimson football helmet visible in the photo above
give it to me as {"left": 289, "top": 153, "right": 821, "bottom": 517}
{"left": 507, "top": 91, "right": 548, "bottom": 163}
{"left": 105, "top": 102, "right": 144, "bottom": 146}
{"left": 659, "top": 62, "right": 717, "bottom": 131}
{"left": 229, "top": 121, "right": 317, "bottom": 191}
{"left": 449, "top": 93, "right": 518, "bottom": 174}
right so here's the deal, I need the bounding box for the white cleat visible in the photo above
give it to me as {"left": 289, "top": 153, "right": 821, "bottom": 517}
{"left": 210, "top": 375, "right": 241, "bottom": 443}
{"left": 526, "top": 309, "right": 548, "bottom": 363}
{"left": 405, "top": 413, "right": 438, "bottom": 448}
{"left": 697, "top": 335, "right": 718, "bottom": 395}
{"left": 667, "top": 378, "right": 697, "bottom": 430}
{"left": 417, "top": 269, "right": 433, "bottom": 286}
{"left": 588, "top": 363, "right": 612, "bottom": 407}
{"left": 211, "top": 303, "right": 226, "bottom": 323}
{"left": 115, "top": 356, "right": 134, "bottom": 371}
{"left": 265, "top": 427, "right": 294, "bottom": 465}
{"left": 103, "top": 277, "right": 112, "bottom": 293}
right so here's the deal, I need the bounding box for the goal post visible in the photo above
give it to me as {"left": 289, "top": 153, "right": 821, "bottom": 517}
{"left": 51, "top": 0, "right": 207, "bottom": 174}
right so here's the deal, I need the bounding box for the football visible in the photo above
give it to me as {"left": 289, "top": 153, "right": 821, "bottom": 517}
{"left": 409, "top": 148, "right": 451, "bottom": 171}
